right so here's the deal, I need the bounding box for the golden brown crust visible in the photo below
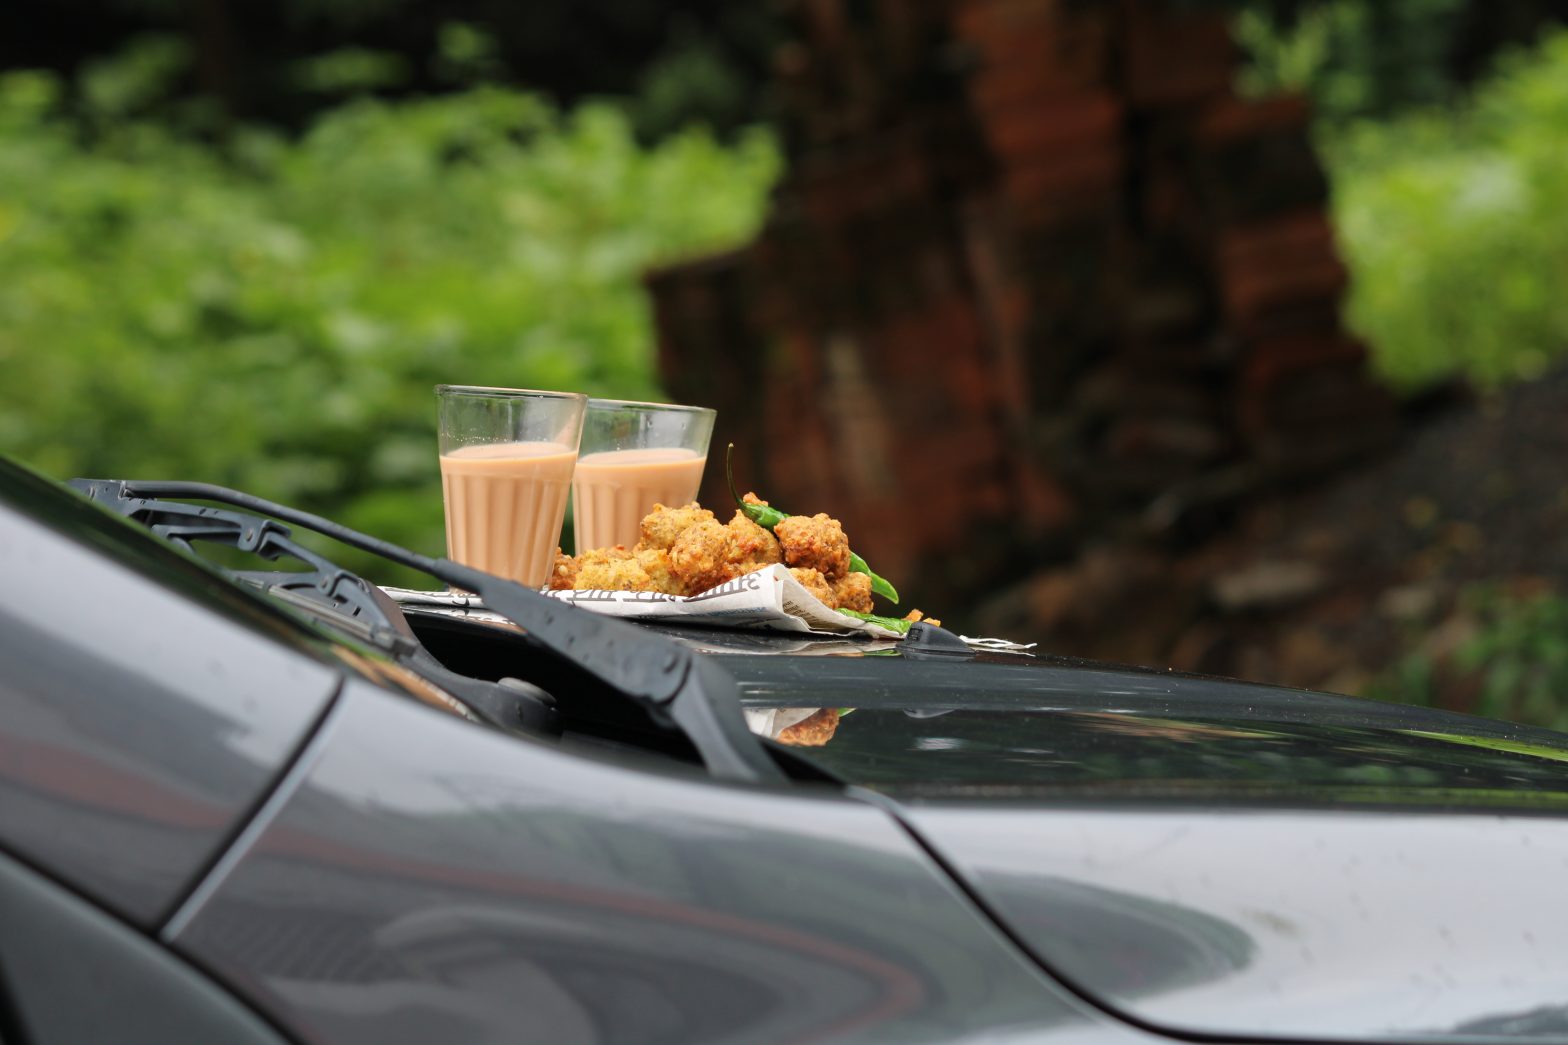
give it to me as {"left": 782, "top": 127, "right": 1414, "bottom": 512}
{"left": 774, "top": 513, "right": 851, "bottom": 580}
{"left": 564, "top": 498, "right": 919, "bottom": 618}
{"left": 776, "top": 708, "right": 841, "bottom": 746}
{"left": 669, "top": 518, "right": 738, "bottom": 595}
{"left": 573, "top": 546, "right": 648, "bottom": 591}
{"left": 637, "top": 502, "right": 717, "bottom": 552}
{"left": 635, "top": 547, "right": 682, "bottom": 595}
{"left": 788, "top": 567, "right": 836, "bottom": 607}
{"left": 741, "top": 491, "right": 769, "bottom": 507}
{"left": 548, "top": 548, "right": 579, "bottom": 590}
{"left": 726, "top": 510, "right": 783, "bottom": 572}
{"left": 902, "top": 608, "right": 940, "bottom": 628}
{"left": 831, "top": 571, "right": 874, "bottom": 614}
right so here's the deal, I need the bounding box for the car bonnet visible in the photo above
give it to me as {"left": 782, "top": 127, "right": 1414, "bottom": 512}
{"left": 722, "top": 648, "right": 1568, "bottom": 1043}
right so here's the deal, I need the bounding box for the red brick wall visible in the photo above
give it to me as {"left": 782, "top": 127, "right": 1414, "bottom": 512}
{"left": 647, "top": 0, "right": 1394, "bottom": 606}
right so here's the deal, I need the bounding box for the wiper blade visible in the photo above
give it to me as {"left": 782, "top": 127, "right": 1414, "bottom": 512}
{"left": 68, "top": 479, "right": 552, "bottom": 734}
{"left": 69, "top": 478, "right": 782, "bottom": 783}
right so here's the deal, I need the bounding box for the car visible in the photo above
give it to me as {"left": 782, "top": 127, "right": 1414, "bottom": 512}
{"left": 3, "top": 452, "right": 1568, "bottom": 1045}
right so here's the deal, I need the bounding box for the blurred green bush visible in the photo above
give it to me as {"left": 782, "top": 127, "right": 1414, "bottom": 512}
{"left": 1329, "top": 29, "right": 1568, "bottom": 389}
{"left": 0, "top": 43, "right": 779, "bottom": 583}
{"left": 1234, "top": 0, "right": 1468, "bottom": 121}
{"left": 1365, "top": 586, "right": 1568, "bottom": 732}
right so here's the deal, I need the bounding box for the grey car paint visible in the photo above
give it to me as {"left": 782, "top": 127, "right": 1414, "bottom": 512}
{"left": 0, "top": 494, "right": 338, "bottom": 927}
{"left": 713, "top": 654, "right": 1568, "bottom": 1042}
{"left": 904, "top": 805, "right": 1568, "bottom": 1043}
{"left": 0, "top": 847, "right": 287, "bottom": 1044}
{"left": 169, "top": 679, "right": 1157, "bottom": 1045}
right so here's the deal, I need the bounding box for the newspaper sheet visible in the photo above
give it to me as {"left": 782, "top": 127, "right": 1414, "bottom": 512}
{"left": 534, "top": 563, "right": 906, "bottom": 637}
{"left": 385, "top": 564, "right": 905, "bottom": 638}
{"left": 385, "top": 564, "right": 1037, "bottom": 650}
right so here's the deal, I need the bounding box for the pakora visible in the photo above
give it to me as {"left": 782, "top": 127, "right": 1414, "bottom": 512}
{"left": 548, "top": 548, "right": 580, "bottom": 591}
{"left": 788, "top": 567, "right": 835, "bottom": 606}
{"left": 555, "top": 495, "right": 904, "bottom": 618}
{"left": 668, "top": 518, "right": 738, "bottom": 595}
{"left": 777, "top": 708, "right": 841, "bottom": 746}
{"left": 773, "top": 512, "right": 851, "bottom": 580}
{"left": 639, "top": 502, "right": 717, "bottom": 551}
{"left": 830, "top": 571, "right": 874, "bottom": 614}
{"left": 726, "top": 510, "right": 781, "bottom": 572}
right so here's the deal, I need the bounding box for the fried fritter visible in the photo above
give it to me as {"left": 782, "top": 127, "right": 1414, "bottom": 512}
{"left": 548, "top": 548, "right": 579, "bottom": 591}
{"left": 668, "top": 511, "right": 791, "bottom": 596}
{"left": 573, "top": 546, "right": 645, "bottom": 591}
{"left": 638, "top": 502, "right": 716, "bottom": 552}
{"left": 788, "top": 567, "right": 836, "bottom": 607}
{"left": 777, "top": 708, "right": 841, "bottom": 747}
{"left": 562, "top": 544, "right": 681, "bottom": 595}
{"left": 669, "top": 518, "right": 738, "bottom": 595}
{"left": 831, "top": 570, "right": 874, "bottom": 614}
{"left": 635, "top": 547, "right": 682, "bottom": 595}
{"left": 774, "top": 512, "right": 851, "bottom": 580}
{"left": 742, "top": 491, "right": 769, "bottom": 507}
{"left": 726, "top": 510, "right": 782, "bottom": 572}
{"left": 572, "top": 497, "right": 874, "bottom": 605}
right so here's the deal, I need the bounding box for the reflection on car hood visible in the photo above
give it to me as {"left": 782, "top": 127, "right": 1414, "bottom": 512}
{"left": 720, "top": 652, "right": 1568, "bottom": 807}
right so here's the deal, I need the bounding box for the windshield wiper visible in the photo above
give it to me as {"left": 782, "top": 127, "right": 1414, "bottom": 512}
{"left": 69, "top": 478, "right": 783, "bottom": 783}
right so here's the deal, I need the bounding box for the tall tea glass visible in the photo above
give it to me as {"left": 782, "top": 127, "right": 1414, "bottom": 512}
{"left": 572, "top": 399, "right": 716, "bottom": 551}
{"left": 436, "top": 385, "right": 586, "bottom": 587}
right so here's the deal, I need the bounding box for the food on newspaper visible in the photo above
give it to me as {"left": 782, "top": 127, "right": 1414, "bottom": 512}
{"left": 547, "top": 446, "right": 944, "bottom": 634}
{"left": 550, "top": 499, "right": 877, "bottom": 612}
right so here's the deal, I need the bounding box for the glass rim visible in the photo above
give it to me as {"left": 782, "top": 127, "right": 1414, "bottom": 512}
{"left": 586, "top": 397, "right": 715, "bottom": 416}
{"left": 435, "top": 384, "right": 587, "bottom": 402}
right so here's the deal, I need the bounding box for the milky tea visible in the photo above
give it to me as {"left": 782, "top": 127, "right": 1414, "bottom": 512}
{"left": 439, "top": 441, "right": 577, "bottom": 587}
{"left": 571, "top": 446, "right": 706, "bottom": 551}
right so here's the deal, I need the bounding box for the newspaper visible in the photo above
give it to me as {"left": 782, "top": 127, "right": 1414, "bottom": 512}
{"left": 385, "top": 564, "right": 900, "bottom": 637}
{"left": 384, "top": 563, "right": 1037, "bottom": 650}
{"left": 535, "top": 563, "right": 908, "bottom": 637}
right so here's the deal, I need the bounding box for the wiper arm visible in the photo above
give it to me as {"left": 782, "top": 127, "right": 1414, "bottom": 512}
{"left": 70, "top": 479, "right": 783, "bottom": 783}
{"left": 67, "top": 479, "right": 555, "bottom": 734}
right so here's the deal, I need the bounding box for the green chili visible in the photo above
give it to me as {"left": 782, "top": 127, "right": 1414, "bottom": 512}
{"left": 725, "top": 444, "right": 900, "bottom": 604}
{"left": 835, "top": 608, "right": 911, "bottom": 634}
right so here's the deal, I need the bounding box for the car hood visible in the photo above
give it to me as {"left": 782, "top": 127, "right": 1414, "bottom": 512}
{"left": 721, "top": 650, "right": 1568, "bottom": 807}
{"left": 722, "top": 651, "right": 1568, "bottom": 1043}
{"left": 899, "top": 803, "right": 1568, "bottom": 1043}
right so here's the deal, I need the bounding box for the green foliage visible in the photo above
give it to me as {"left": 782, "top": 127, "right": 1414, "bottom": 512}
{"left": 1234, "top": 0, "right": 1468, "bottom": 122}
{"left": 432, "top": 22, "right": 504, "bottom": 86}
{"left": 1455, "top": 588, "right": 1568, "bottom": 730}
{"left": 1363, "top": 651, "right": 1440, "bottom": 710}
{"left": 1364, "top": 586, "right": 1568, "bottom": 731}
{"left": 0, "top": 49, "right": 779, "bottom": 585}
{"left": 289, "top": 47, "right": 411, "bottom": 95}
{"left": 80, "top": 34, "right": 195, "bottom": 119}
{"left": 633, "top": 25, "right": 758, "bottom": 141}
{"left": 1327, "top": 29, "right": 1568, "bottom": 388}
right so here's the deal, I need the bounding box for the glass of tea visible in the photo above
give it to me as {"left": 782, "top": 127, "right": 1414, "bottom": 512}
{"left": 436, "top": 385, "right": 587, "bottom": 587}
{"left": 572, "top": 399, "right": 716, "bottom": 551}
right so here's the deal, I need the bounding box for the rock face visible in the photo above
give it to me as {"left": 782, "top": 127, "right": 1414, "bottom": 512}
{"left": 646, "top": 0, "right": 1395, "bottom": 612}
